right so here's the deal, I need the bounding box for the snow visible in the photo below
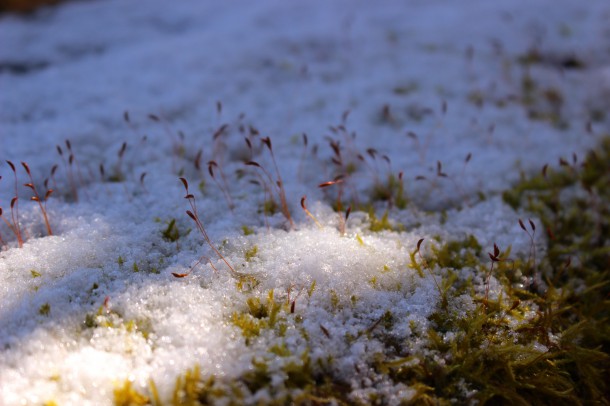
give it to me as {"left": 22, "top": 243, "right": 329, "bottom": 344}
{"left": 1, "top": 0, "right": 609, "bottom": 404}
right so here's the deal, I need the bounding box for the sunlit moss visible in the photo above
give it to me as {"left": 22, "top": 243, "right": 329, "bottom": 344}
{"left": 373, "top": 136, "right": 610, "bottom": 404}
{"left": 113, "top": 380, "right": 149, "bottom": 406}
{"left": 368, "top": 210, "right": 395, "bottom": 232}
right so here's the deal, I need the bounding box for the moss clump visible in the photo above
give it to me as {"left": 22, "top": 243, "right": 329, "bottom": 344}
{"left": 170, "top": 366, "right": 221, "bottom": 406}
{"left": 113, "top": 380, "right": 149, "bottom": 406}
{"left": 161, "top": 219, "right": 181, "bottom": 242}
{"left": 428, "top": 234, "right": 482, "bottom": 270}
{"left": 260, "top": 199, "right": 279, "bottom": 216}
{"left": 370, "top": 173, "right": 408, "bottom": 209}
{"left": 373, "top": 136, "right": 610, "bottom": 404}
{"left": 244, "top": 245, "right": 258, "bottom": 262}
{"left": 241, "top": 225, "right": 254, "bottom": 236}
{"left": 38, "top": 303, "right": 50, "bottom": 316}
{"left": 378, "top": 302, "right": 602, "bottom": 405}
{"left": 130, "top": 354, "right": 350, "bottom": 406}
{"left": 368, "top": 209, "right": 403, "bottom": 232}
{"left": 83, "top": 301, "right": 153, "bottom": 339}
{"left": 231, "top": 289, "right": 284, "bottom": 344}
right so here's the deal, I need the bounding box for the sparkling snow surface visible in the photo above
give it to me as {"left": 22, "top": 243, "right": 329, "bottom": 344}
{"left": 1, "top": 0, "right": 609, "bottom": 404}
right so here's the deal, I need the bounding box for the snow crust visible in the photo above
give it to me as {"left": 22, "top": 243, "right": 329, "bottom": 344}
{"left": 1, "top": 0, "right": 609, "bottom": 404}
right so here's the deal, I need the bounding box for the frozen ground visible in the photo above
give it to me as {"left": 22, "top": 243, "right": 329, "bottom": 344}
{"left": 1, "top": 0, "right": 609, "bottom": 404}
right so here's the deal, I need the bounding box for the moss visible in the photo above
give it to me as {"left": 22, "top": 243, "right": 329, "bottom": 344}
{"left": 30, "top": 269, "right": 41, "bottom": 278}
{"left": 231, "top": 312, "right": 262, "bottom": 342}
{"left": 368, "top": 210, "right": 394, "bottom": 232}
{"left": 372, "top": 136, "right": 610, "bottom": 404}
{"left": 428, "top": 235, "right": 482, "bottom": 270}
{"left": 377, "top": 295, "right": 607, "bottom": 404}
{"left": 231, "top": 289, "right": 285, "bottom": 344}
{"left": 355, "top": 233, "right": 365, "bottom": 246}
{"left": 261, "top": 199, "right": 279, "bottom": 216}
{"left": 171, "top": 365, "right": 217, "bottom": 406}
{"left": 235, "top": 273, "right": 260, "bottom": 292}
{"left": 244, "top": 245, "right": 258, "bottom": 262}
{"left": 241, "top": 225, "right": 254, "bottom": 236}
{"left": 161, "top": 219, "right": 180, "bottom": 242}
{"left": 369, "top": 173, "right": 408, "bottom": 209}
{"left": 38, "top": 303, "right": 50, "bottom": 316}
{"left": 154, "top": 351, "right": 350, "bottom": 406}
{"left": 307, "top": 280, "right": 316, "bottom": 297}
{"left": 113, "top": 380, "right": 149, "bottom": 406}
{"left": 107, "top": 173, "right": 125, "bottom": 183}
{"left": 329, "top": 289, "right": 340, "bottom": 309}
{"left": 83, "top": 302, "right": 153, "bottom": 339}
{"left": 242, "top": 358, "right": 273, "bottom": 393}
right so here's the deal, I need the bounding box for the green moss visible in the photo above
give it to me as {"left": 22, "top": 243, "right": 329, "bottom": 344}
{"left": 428, "top": 235, "right": 482, "bottom": 270}
{"left": 121, "top": 137, "right": 608, "bottom": 405}
{"left": 30, "top": 269, "right": 41, "bottom": 278}
{"left": 368, "top": 210, "right": 394, "bottom": 232}
{"left": 307, "top": 280, "right": 316, "bottom": 297}
{"left": 244, "top": 245, "right": 258, "bottom": 262}
{"left": 269, "top": 343, "right": 291, "bottom": 357}
{"left": 241, "top": 225, "right": 254, "bottom": 236}
{"left": 261, "top": 199, "right": 279, "bottom": 216}
{"left": 107, "top": 173, "right": 125, "bottom": 183}
{"left": 38, "top": 303, "right": 50, "bottom": 316}
{"left": 329, "top": 289, "right": 340, "bottom": 309}
{"left": 242, "top": 358, "right": 272, "bottom": 393}
{"left": 355, "top": 233, "right": 365, "bottom": 246}
{"left": 372, "top": 136, "right": 610, "bottom": 404}
{"left": 83, "top": 302, "right": 153, "bottom": 339}
{"left": 171, "top": 366, "right": 209, "bottom": 405}
{"left": 369, "top": 173, "right": 408, "bottom": 209}
{"left": 232, "top": 289, "right": 285, "bottom": 344}
{"left": 231, "top": 311, "right": 262, "bottom": 341}
{"left": 84, "top": 313, "right": 96, "bottom": 329}
{"left": 154, "top": 352, "right": 349, "bottom": 405}
{"left": 235, "top": 273, "right": 260, "bottom": 292}
{"left": 246, "top": 296, "right": 267, "bottom": 319}
{"left": 113, "top": 380, "right": 149, "bottom": 406}
{"left": 161, "top": 218, "right": 180, "bottom": 242}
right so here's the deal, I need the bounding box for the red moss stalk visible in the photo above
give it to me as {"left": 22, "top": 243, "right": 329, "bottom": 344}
{"left": 5, "top": 161, "right": 24, "bottom": 246}
{"left": 22, "top": 162, "right": 53, "bottom": 236}
{"left": 300, "top": 196, "right": 322, "bottom": 229}
{"left": 261, "top": 137, "right": 293, "bottom": 228}
{"left": 179, "top": 177, "right": 235, "bottom": 275}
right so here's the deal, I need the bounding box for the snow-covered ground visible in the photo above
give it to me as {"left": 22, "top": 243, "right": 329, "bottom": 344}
{"left": 1, "top": 0, "right": 609, "bottom": 404}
